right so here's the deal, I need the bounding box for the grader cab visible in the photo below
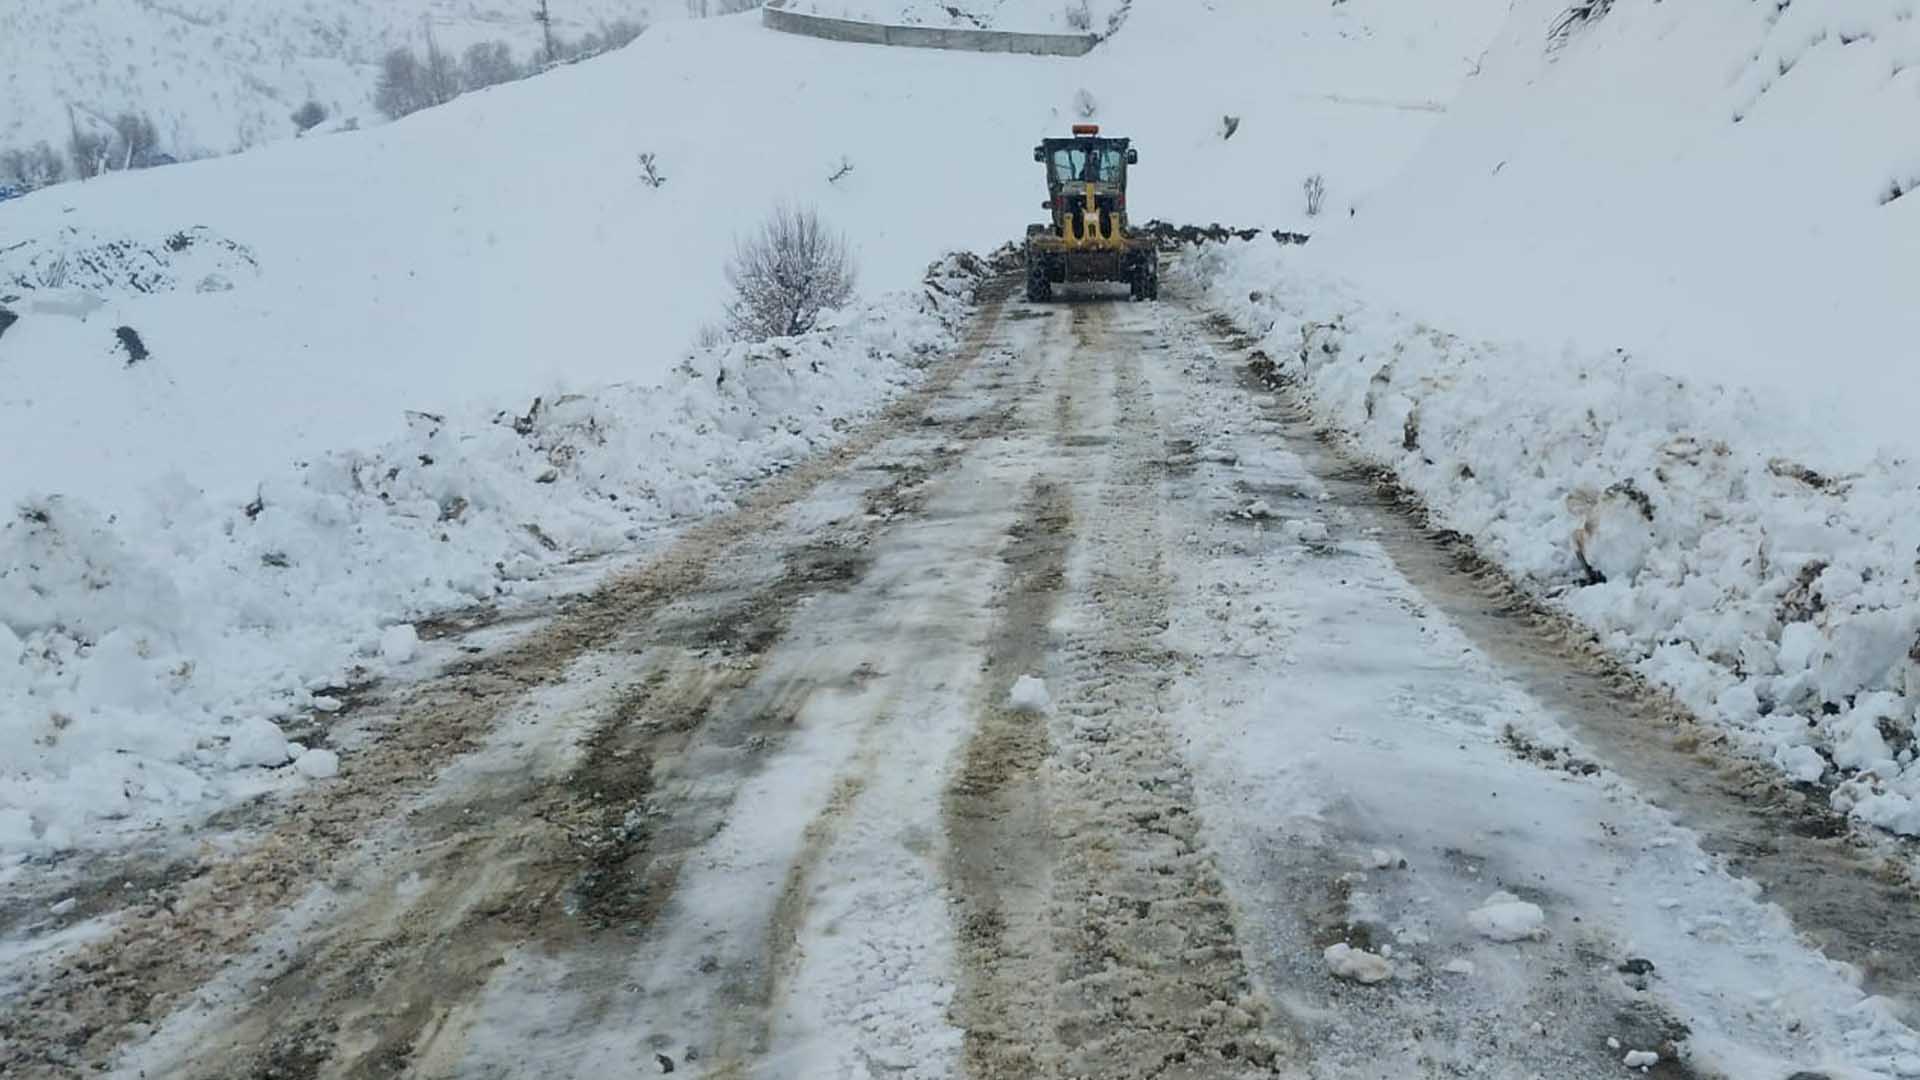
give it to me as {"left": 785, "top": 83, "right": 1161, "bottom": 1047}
{"left": 1025, "top": 125, "right": 1159, "bottom": 302}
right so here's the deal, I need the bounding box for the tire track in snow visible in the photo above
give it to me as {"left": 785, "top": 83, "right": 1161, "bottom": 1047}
{"left": 4, "top": 281, "right": 1018, "bottom": 1080}
{"left": 945, "top": 300, "right": 1297, "bottom": 1080}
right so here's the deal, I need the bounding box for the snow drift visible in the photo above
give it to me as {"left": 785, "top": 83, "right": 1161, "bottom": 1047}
{"left": 0, "top": 253, "right": 989, "bottom": 859}
{"left": 1194, "top": 243, "right": 1920, "bottom": 837}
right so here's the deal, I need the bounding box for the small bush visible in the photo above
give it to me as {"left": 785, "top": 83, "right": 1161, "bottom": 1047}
{"left": 724, "top": 205, "right": 858, "bottom": 342}
{"left": 1, "top": 142, "right": 66, "bottom": 190}
{"left": 292, "top": 100, "right": 328, "bottom": 133}
{"left": 1064, "top": 1, "right": 1093, "bottom": 31}
{"left": 1302, "top": 173, "right": 1327, "bottom": 217}
{"left": 638, "top": 151, "right": 667, "bottom": 188}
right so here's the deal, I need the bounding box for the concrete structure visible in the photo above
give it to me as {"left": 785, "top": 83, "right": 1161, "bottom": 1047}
{"left": 760, "top": 0, "right": 1101, "bottom": 56}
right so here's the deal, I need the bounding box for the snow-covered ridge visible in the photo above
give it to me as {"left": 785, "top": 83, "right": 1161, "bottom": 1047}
{"left": 0, "top": 253, "right": 991, "bottom": 862}
{"left": 1193, "top": 243, "right": 1920, "bottom": 837}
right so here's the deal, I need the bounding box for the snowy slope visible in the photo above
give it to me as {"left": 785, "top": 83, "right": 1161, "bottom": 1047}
{"left": 1308, "top": 0, "right": 1920, "bottom": 460}
{"left": 0, "top": 0, "right": 1505, "bottom": 513}
{"left": 0, "top": 0, "right": 1507, "bottom": 857}
{"left": 0, "top": 0, "right": 675, "bottom": 157}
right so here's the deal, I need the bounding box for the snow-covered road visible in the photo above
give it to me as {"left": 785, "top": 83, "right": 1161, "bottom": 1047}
{"left": 4, "top": 278, "right": 1917, "bottom": 1079}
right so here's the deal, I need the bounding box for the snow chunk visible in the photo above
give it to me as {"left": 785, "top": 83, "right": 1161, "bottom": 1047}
{"left": 294, "top": 748, "right": 341, "bottom": 780}
{"left": 1467, "top": 891, "right": 1547, "bottom": 942}
{"left": 1284, "top": 519, "right": 1330, "bottom": 544}
{"left": 1008, "top": 675, "right": 1052, "bottom": 716}
{"left": 1623, "top": 1049, "right": 1659, "bottom": 1068}
{"left": 379, "top": 624, "right": 420, "bottom": 666}
{"left": 1774, "top": 744, "right": 1826, "bottom": 784}
{"left": 1442, "top": 958, "right": 1476, "bottom": 976}
{"left": 1323, "top": 943, "right": 1393, "bottom": 984}
{"left": 227, "top": 717, "right": 292, "bottom": 768}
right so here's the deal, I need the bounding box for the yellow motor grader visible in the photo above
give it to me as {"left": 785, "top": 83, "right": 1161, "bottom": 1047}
{"left": 1025, "top": 124, "right": 1158, "bottom": 302}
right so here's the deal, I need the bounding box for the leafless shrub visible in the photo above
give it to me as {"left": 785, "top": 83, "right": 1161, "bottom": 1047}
{"left": 724, "top": 205, "right": 858, "bottom": 342}
{"left": 638, "top": 151, "right": 667, "bottom": 188}
{"left": 1220, "top": 114, "right": 1241, "bottom": 140}
{"left": 1302, "top": 173, "right": 1327, "bottom": 217}
{"left": 1548, "top": 0, "right": 1614, "bottom": 51}
{"left": 291, "top": 100, "right": 328, "bottom": 134}
{"left": 461, "top": 41, "right": 521, "bottom": 91}
{"left": 1, "top": 141, "right": 66, "bottom": 190}
{"left": 693, "top": 322, "right": 729, "bottom": 350}
{"left": 1073, "top": 88, "right": 1099, "bottom": 119}
{"left": 827, "top": 156, "right": 854, "bottom": 183}
{"left": 375, "top": 48, "right": 432, "bottom": 118}
{"left": 1064, "top": 1, "right": 1093, "bottom": 31}
{"left": 67, "top": 122, "right": 111, "bottom": 179}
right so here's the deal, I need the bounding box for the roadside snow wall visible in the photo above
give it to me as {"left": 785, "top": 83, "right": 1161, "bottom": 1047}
{"left": 0, "top": 255, "right": 990, "bottom": 860}
{"left": 1195, "top": 245, "right": 1920, "bottom": 838}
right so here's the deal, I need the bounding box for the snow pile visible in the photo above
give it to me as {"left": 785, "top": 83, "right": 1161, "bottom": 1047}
{"left": 1193, "top": 244, "right": 1920, "bottom": 836}
{"left": 1007, "top": 675, "right": 1052, "bottom": 715}
{"left": 1465, "top": 891, "right": 1547, "bottom": 943}
{"left": 0, "top": 253, "right": 989, "bottom": 861}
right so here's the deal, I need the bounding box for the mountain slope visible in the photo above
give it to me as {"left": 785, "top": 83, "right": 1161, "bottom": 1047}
{"left": 0, "top": 0, "right": 673, "bottom": 157}
{"left": 1310, "top": 0, "right": 1920, "bottom": 459}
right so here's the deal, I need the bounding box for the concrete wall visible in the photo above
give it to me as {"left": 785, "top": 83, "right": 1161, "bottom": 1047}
{"left": 760, "top": 0, "right": 1100, "bottom": 57}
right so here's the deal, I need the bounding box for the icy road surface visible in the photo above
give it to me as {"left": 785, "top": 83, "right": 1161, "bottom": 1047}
{"left": 4, "top": 280, "right": 1919, "bottom": 1079}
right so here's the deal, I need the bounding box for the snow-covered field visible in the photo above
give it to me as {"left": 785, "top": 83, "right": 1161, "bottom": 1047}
{"left": 1194, "top": 241, "right": 1920, "bottom": 837}
{"left": 0, "top": 0, "right": 1505, "bottom": 859}
{"left": 0, "top": 0, "right": 675, "bottom": 157}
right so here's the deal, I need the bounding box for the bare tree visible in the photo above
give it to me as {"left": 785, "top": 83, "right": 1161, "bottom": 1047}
{"left": 462, "top": 41, "right": 521, "bottom": 90}
{"left": 724, "top": 205, "right": 858, "bottom": 342}
{"left": 291, "top": 100, "right": 329, "bottom": 133}
{"left": 109, "top": 112, "right": 161, "bottom": 169}
{"left": 422, "top": 24, "right": 461, "bottom": 107}
{"left": 67, "top": 107, "right": 110, "bottom": 179}
{"left": 533, "top": 0, "right": 557, "bottom": 65}
{"left": 375, "top": 48, "right": 430, "bottom": 118}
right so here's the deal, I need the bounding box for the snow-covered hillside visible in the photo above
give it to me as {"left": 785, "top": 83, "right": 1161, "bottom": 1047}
{"left": 1311, "top": 0, "right": 1920, "bottom": 459}
{"left": 0, "top": 0, "right": 1506, "bottom": 856}
{"left": 0, "top": 0, "right": 674, "bottom": 158}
